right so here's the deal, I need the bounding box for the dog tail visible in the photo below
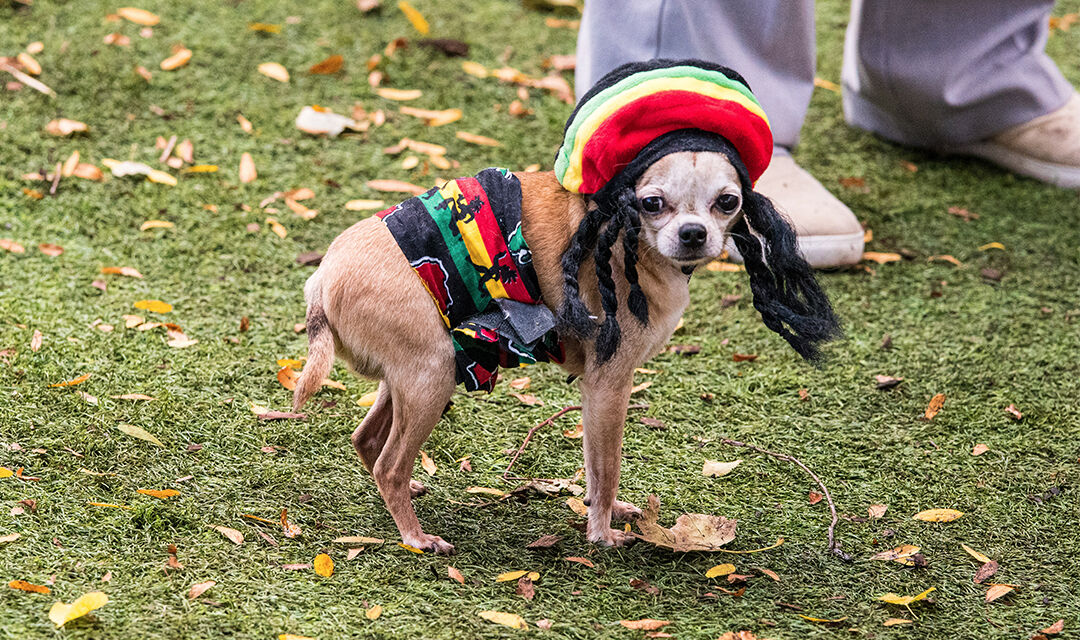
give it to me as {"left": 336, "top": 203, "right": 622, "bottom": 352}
{"left": 293, "top": 277, "right": 335, "bottom": 412}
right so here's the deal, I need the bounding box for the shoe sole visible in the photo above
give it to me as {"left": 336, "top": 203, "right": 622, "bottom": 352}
{"left": 949, "top": 142, "right": 1080, "bottom": 189}
{"left": 724, "top": 230, "right": 865, "bottom": 269}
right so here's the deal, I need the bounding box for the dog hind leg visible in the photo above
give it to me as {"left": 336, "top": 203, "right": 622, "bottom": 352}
{"left": 351, "top": 382, "right": 429, "bottom": 498}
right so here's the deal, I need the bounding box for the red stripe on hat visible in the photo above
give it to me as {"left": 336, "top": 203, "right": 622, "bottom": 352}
{"left": 577, "top": 91, "right": 772, "bottom": 193}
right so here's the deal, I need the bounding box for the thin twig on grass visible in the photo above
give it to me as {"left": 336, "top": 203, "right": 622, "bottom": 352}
{"left": 720, "top": 437, "right": 844, "bottom": 558}
{"left": 0, "top": 61, "right": 56, "bottom": 96}
{"left": 502, "top": 403, "right": 649, "bottom": 481}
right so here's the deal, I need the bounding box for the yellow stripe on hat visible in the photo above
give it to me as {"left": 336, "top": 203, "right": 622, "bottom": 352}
{"left": 561, "top": 77, "right": 769, "bottom": 193}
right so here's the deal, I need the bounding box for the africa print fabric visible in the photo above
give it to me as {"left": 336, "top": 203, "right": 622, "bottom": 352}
{"left": 376, "top": 168, "right": 563, "bottom": 391}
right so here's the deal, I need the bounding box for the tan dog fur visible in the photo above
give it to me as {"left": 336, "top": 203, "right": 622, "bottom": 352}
{"left": 294, "top": 152, "right": 745, "bottom": 553}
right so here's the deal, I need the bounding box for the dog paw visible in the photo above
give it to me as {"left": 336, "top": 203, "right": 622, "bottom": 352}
{"left": 404, "top": 533, "right": 455, "bottom": 555}
{"left": 612, "top": 499, "right": 643, "bottom": 522}
{"left": 587, "top": 527, "right": 636, "bottom": 548}
{"left": 409, "top": 479, "right": 428, "bottom": 498}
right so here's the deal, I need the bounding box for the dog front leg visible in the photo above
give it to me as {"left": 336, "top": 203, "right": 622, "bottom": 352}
{"left": 580, "top": 367, "right": 636, "bottom": 547}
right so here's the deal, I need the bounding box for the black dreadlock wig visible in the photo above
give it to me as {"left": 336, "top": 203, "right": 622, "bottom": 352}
{"left": 555, "top": 60, "right": 841, "bottom": 364}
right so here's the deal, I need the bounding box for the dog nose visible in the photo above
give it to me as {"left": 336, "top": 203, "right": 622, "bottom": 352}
{"left": 678, "top": 223, "right": 707, "bottom": 249}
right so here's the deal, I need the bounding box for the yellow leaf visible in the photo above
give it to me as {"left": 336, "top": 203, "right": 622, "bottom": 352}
{"left": 314, "top": 553, "right": 334, "bottom": 577}
{"left": 979, "top": 242, "right": 1006, "bottom": 251}
{"left": 863, "top": 251, "right": 902, "bottom": 264}
{"left": 258, "top": 62, "right": 290, "bottom": 82}
{"left": 813, "top": 76, "right": 840, "bottom": 92}
{"left": 375, "top": 87, "right": 423, "bottom": 101}
{"left": 332, "top": 535, "right": 385, "bottom": 544}
{"left": 240, "top": 153, "right": 257, "bottom": 183}
{"left": 140, "top": 220, "right": 174, "bottom": 231}
{"left": 961, "top": 543, "right": 992, "bottom": 564}
{"left": 213, "top": 526, "right": 244, "bottom": 545}
{"left": 985, "top": 584, "right": 1014, "bottom": 603}
{"left": 249, "top": 22, "right": 283, "bottom": 33}
{"left": 398, "top": 542, "right": 424, "bottom": 554}
{"left": 876, "top": 586, "right": 935, "bottom": 606}
{"left": 495, "top": 570, "right": 528, "bottom": 582}
{"left": 799, "top": 615, "right": 848, "bottom": 623}
{"left": 478, "top": 610, "right": 528, "bottom": 630}
{"left": 705, "top": 260, "right": 743, "bottom": 272}
{"left": 134, "top": 299, "right": 173, "bottom": 313}
{"left": 883, "top": 618, "right": 912, "bottom": 626}
{"left": 0, "top": 467, "right": 13, "bottom": 478}
{"left": 870, "top": 545, "right": 920, "bottom": 562}
{"left": 182, "top": 164, "right": 218, "bottom": 174}
{"left": 397, "top": 1, "right": 429, "bottom": 34}
{"left": 619, "top": 619, "right": 672, "bottom": 631}
{"left": 527, "top": 571, "right": 539, "bottom": 581}
{"left": 137, "top": 488, "right": 179, "bottom": 499}
{"left": 399, "top": 106, "right": 463, "bottom": 127}
{"left": 702, "top": 459, "right": 741, "bottom": 478}
{"left": 365, "top": 604, "right": 382, "bottom": 620}
{"left": 16, "top": 52, "right": 41, "bottom": 75}
{"left": 49, "top": 591, "right": 108, "bottom": 627}
{"left": 62, "top": 150, "right": 80, "bottom": 177}
{"left": 705, "top": 563, "right": 736, "bottom": 578}
{"left": 345, "top": 199, "right": 386, "bottom": 211}
{"left": 461, "top": 61, "right": 488, "bottom": 78}
{"left": 87, "top": 502, "right": 132, "bottom": 510}
{"left": 913, "top": 509, "right": 963, "bottom": 522}
{"left": 566, "top": 497, "right": 588, "bottom": 516}
{"left": 465, "top": 486, "right": 507, "bottom": 497}
{"left": 928, "top": 254, "right": 963, "bottom": 267}
{"left": 146, "top": 169, "right": 177, "bottom": 186}
{"left": 8, "top": 579, "right": 51, "bottom": 594}
{"left": 279, "top": 635, "right": 316, "bottom": 640}
{"left": 420, "top": 450, "right": 437, "bottom": 476}
{"left": 160, "top": 47, "right": 192, "bottom": 71}
{"left": 117, "top": 423, "right": 165, "bottom": 447}
{"left": 277, "top": 358, "right": 303, "bottom": 369}
{"left": 117, "top": 7, "right": 160, "bottom": 25}
{"left": 455, "top": 130, "right": 501, "bottom": 147}
{"left": 357, "top": 391, "right": 379, "bottom": 406}
{"left": 49, "top": 373, "right": 91, "bottom": 388}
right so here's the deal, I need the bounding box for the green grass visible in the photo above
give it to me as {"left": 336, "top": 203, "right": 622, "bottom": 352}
{"left": 2, "top": 1, "right": 1079, "bottom": 638}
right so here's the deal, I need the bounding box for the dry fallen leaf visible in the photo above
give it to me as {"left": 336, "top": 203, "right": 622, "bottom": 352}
{"left": 8, "top": 579, "right": 50, "bottom": 594}
{"left": 31, "top": 329, "right": 43, "bottom": 352}
{"left": 702, "top": 459, "right": 741, "bottom": 478}
{"left": 49, "top": 373, "right": 91, "bottom": 388}
{"left": 397, "top": 0, "right": 429, "bottom": 34}
{"left": 239, "top": 153, "right": 257, "bottom": 183}
{"left": 137, "top": 488, "right": 179, "bottom": 499}
{"left": 365, "top": 604, "right": 382, "bottom": 619}
{"left": 875, "top": 375, "right": 903, "bottom": 390}
{"left": 634, "top": 494, "right": 737, "bottom": 551}
{"left": 496, "top": 570, "right": 529, "bottom": 582}
{"left": 357, "top": 390, "right": 380, "bottom": 406}
{"left": 333, "top": 535, "right": 385, "bottom": 544}
{"left": 345, "top": 199, "right": 386, "bottom": 211}
{"left": 17, "top": 52, "right": 41, "bottom": 75}
{"left": 913, "top": 508, "right": 963, "bottom": 522}
{"left": 399, "top": 106, "right": 463, "bottom": 126}
{"left": 258, "top": 62, "right": 290, "bottom": 82}
{"left": 295, "top": 105, "right": 358, "bottom": 136}
{"left": 1, "top": 239, "right": 27, "bottom": 253}
{"left": 117, "top": 423, "right": 165, "bottom": 447}
{"left": 566, "top": 497, "right": 588, "bottom": 517}
{"left": 281, "top": 509, "right": 302, "bottom": 538}
{"left": 973, "top": 560, "right": 999, "bottom": 584}
{"left": 0, "top": 533, "right": 20, "bottom": 544}
{"left": 140, "top": 220, "right": 174, "bottom": 231}
{"left": 870, "top": 545, "right": 921, "bottom": 562}
{"left": 478, "top": 610, "right": 528, "bottom": 630}
{"left": 160, "top": 47, "right": 192, "bottom": 71}
{"left": 863, "top": 251, "right": 902, "bottom": 264}
{"left": 49, "top": 591, "right": 108, "bottom": 627}
{"left": 883, "top": 618, "right": 912, "bottom": 627}
{"left": 876, "top": 586, "right": 935, "bottom": 607}
{"left": 1041, "top": 619, "right": 1065, "bottom": 634}
{"left": 366, "top": 179, "right": 426, "bottom": 195}
{"left": 923, "top": 393, "right": 946, "bottom": 420}
{"left": 314, "top": 553, "right": 334, "bottom": 577}
{"left": 705, "top": 563, "right": 736, "bottom": 578}
{"left": 985, "top": 584, "right": 1014, "bottom": 603}
{"left": 971, "top": 443, "right": 989, "bottom": 456}
{"left": 117, "top": 7, "right": 160, "bottom": 25}
{"left": 455, "top": 130, "right": 501, "bottom": 146}
{"left": 187, "top": 580, "right": 215, "bottom": 599}
{"left": 620, "top": 620, "right": 671, "bottom": 631}
{"left": 419, "top": 450, "right": 437, "bottom": 476}
{"left": 277, "top": 367, "right": 299, "bottom": 390}
{"left": 309, "top": 54, "right": 344, "bottom": 75}
{"left": 45, "top": 118, "right": 88, "bottom": 136}
{"left": 868, "top": 503, "right": 888, "bottom": 519}
{"left": 448, "top": 566, "right": 465, "bottom": 584}
{"left": 509, "top": 392, "right": 541, "bottom": 406}
{"left": 961, "top": 543, "right": 992, "bottom": 564}
{"left": 1004, "top": 404, "right": 1023, "bottom": 420}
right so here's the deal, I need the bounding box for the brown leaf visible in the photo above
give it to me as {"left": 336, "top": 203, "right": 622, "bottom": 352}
{"left": 947, "top": 206, "right": 979, "bottom": 221}
{"left": 808, "top": 491, "right": 823, "bottom": 505}
{"left": 8, "top": 579, "right": 50, "bottom": 594}
{"left": 526, "top": 534, "right": 561, "bottom": 549}
{"left": 308, "top": 54, "right": 344, "bottom": 75}
{"left": 256, "top": 411, "right": 306, "bottom": 420}
{"left": 875, "top": 375, "right": 904, "bottom": 390}
{"left": 868, "top": 503, "right": 887, "bottom": 518}
{"left": 1004, "top": 404, "right": 1023, "bottom": 420}
{"left": 418, "top": 38, "right": 469, "bottom": 57}
{"left": 985, "top": 584, "right": 1014, "bottom": 603}
{"left": 239, "top": 153, "right": 257, "bottom": 183}
{"left": 973, "top": 560, "right": 999, "bottom": 584}
{"left": 455, "top": 131, "right": 501, "bottom": 147}
{"left": 666, "top": 343, "right": 701, "bottom": 355}
{"left": 45, "top": 118, "right": 88, "bottom": 136}
{"left": 620, "top": 620, "right": 671, "bottom": 631}
{"left": 277, "top": 367, "right": 299, "bottom": 390}
{"left": 839, "top": 176, "right": 868, "bottom": 191}
{"left": 419, "top": 450, "right": 437, "bottom": 476}
{"left": 972, "top": 443, "right": 989, "bottom": 456}
{"left": 981, "top": 267, "right": 1003, "bottom": 282}
{"left": 732, "top": 353, "right": 758, "bottom": 362}
{"left": 160, "top": 47, "right": 192, "bottom": 71}
{"left": 447, "top": 566, "right": 464, "bottom": 584}
{"left": 366, "top": 179, "right": 426, "bottom": 195}
{"left": 639, "top": 417, "right": 666, "bottom": 430}
{"left": 564, "top": 556, "right": 594, "bottom": 568}
{"left": 38, "top": 243, "right": 64, "bottom": 256}
{"left": 1041, "top": 619, "right": 1065, "bottom": 634}
{"left": 634, "top": 494, "right": 736, "bottom": 551}
{"left": 863, "top": 251, "right": 902, "bottom": 264}
{"left": 515, "top": 575, "right": 535, "bottom": 600}
{"left": 929, "top": 254, "right": 963, "bottom": 267}
{"left": 870, "top": 544, "right": 921, "bottom": 562}
{"left": 213, "top": 526, "right": 244, "bottom": 545}
{"left": 508, "top": 377, "right": 530, "bottom": 390}
{"left": 923, "top": 393, "right": 946, "bottom": 420}
{"left": 509, "top": 392, "right": 542, "bottom": 406}
{"left": 187, "top": 580, "right": 215, "bottom": 599}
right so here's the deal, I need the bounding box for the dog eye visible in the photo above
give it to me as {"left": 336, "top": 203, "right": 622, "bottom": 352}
{"left": 716, "top": 193, "right": 740, "bottom": 213}
{"left": 639, "top": 196, "right": 664, "bottom": 213}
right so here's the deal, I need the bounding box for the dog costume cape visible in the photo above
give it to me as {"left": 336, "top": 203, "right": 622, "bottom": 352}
{"left": 377, "top": 168, "right": 563, "bottom": 391}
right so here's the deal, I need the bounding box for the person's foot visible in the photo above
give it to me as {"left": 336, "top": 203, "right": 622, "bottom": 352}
{"left": 946, "top": 93, "right": 1080, "bottom": 189}
{"left": 727, "top": 152, "right": 865, "bottom": 268}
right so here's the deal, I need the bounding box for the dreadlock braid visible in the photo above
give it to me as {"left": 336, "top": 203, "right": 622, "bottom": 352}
{"left": 558, "top": 203, "right": 608, "bottom": 338}
{"left": 592, "top": 210, "right": 625, "bottom": 363}
{"left": 618, "top": 189, "right": 649, "bottom": 327}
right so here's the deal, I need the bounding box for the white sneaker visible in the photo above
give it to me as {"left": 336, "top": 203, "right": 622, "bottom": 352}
{"left": 946, "top": 93, "right": 1080, "bottom": 189}
{"left": 727, "top": 153, "right": 865, "bottom": 268}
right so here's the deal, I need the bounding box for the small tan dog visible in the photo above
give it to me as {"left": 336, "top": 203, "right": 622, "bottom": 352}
{"left": 293, "top": 60, "right": 839, "bottom": 553}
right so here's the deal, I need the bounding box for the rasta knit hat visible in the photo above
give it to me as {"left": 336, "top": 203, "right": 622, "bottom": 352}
{"left": 554, "top": 59, "right": 773, "bottom": 195}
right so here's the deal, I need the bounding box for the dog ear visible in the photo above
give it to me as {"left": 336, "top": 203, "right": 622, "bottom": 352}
{"left": 729, "top": 189, "right": 841, "bottom": 361}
